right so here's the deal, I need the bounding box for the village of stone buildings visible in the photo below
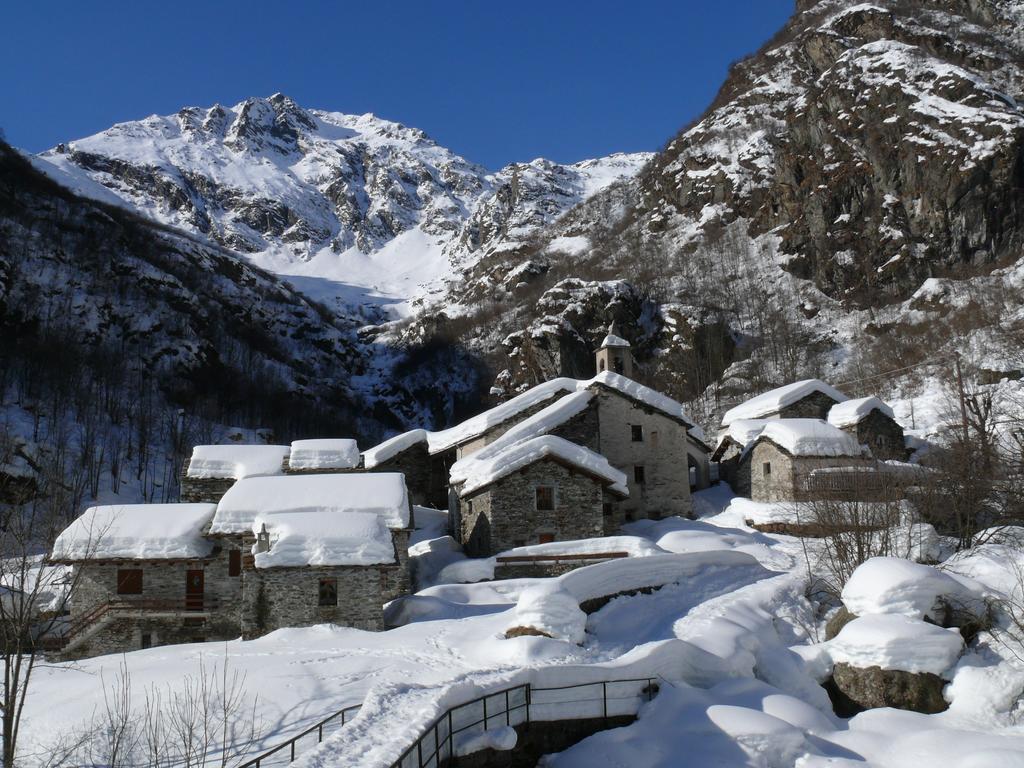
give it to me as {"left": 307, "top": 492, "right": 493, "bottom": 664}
{"left": 49, "top": 331, "right": 919, "bottom": 659}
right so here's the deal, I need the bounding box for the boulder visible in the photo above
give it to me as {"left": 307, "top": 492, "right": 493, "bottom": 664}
{"left": 829, "top": 662, "right": 948, "bottom": 716}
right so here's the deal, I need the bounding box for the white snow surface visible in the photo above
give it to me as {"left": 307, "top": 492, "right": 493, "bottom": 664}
{"left": 186, "top": 444, "right": 290, "bottom": 479}
{"left": 841, "top": 556, "right": 990, "bottom": 620}
{"left": 599, "top": 333, "right": 631, "bottom": 348}
{"left": 716, "top": 418, "right": 771, "bottom": 450}
{"left": 212, "top": 472, "right": 410, "bottom": 535}
{"left": 51, "top": 503, "right": 216, "bottom": 561}
{"left": 827, "top": 396, "right": 896, "bottom": 428}
{"left": 288, "top": 439, "right": 360, "bottom": 470}
{"left": 455, "top": 435, "right": 628, "bottom": 497}
{"left": 253, "top": 510, "right": 395, "bottom": 567}
{"left": 362, "top": 429, "right": 428, "bottom": 468}
{"left": 721, "top": 379, "right": 848, "bottom": 426}
{"left": 827, "top": 614, "right": 964, "bottom": 675}
{"left": 754, "top": 419, "right": 863, "bottom": 457}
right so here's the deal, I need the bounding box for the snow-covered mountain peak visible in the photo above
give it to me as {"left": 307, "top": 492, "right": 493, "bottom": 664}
{"left": 36, "top": 97, "right": 647, "bottom": 316}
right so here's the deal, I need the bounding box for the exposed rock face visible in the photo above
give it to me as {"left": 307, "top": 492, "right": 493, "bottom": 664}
{"left": 433, "top": 0, "right": 1024, "bottom": 412}
{"left": 829, "top": 662, "right": 949, "bottom": 715}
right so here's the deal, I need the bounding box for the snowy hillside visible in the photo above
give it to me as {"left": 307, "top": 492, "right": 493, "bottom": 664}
{"left": 35, "top": 95, "right": 650, "bottom": 316}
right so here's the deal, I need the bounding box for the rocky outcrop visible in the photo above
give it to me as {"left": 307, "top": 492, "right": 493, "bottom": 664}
{"left": 829, "top": 663, "right": 949, "bottom": 715}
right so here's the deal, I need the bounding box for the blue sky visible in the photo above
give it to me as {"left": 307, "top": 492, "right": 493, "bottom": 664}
{"left": 3, "top": 1, "right": 792, "bottom": 169}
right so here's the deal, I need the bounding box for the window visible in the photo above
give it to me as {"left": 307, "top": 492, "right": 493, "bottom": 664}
{"left": 318, "top": 578, "right": 338, "bottom": 607}
{"left": 141, "top": 633, "right": 152, "bottom": 649}
{"left": 117, "top": 569, "right": 143, "bottom": 595}
{"left": 538, "top": 533, "right": 555, "bottom": 544}
{"left": 599, "top": 359, "right": 606, "bottom": 371}
{"left": 602, "top": 503, "right": 613, "bottom": 517}
{"left": 613, "top": 356, "right": 625, "bottom": 374}
{"left": 633, "top": 465, "right": 646, "bottom": 485}
{"left": 228, "top": 549, "right": 241, "bottom": 577}
{"left": 763, "top": 462, "right": 772, "bottom": 477}
{"left": 631, "top": 425, "right": 644, "bottom": 442}
{"left": 535, "top": 485, "right": 555, "bottom": 511}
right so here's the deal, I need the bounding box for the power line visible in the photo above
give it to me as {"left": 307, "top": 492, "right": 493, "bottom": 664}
{"left": 834, "top": 354, "right": 956, "bottom": 389}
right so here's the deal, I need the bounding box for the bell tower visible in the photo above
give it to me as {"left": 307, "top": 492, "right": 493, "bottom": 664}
{"left": 595, "top": 323, "right": 633, "bottom": 378}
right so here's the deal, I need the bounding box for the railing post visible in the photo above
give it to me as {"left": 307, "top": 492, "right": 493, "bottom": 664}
{"left": 505, "top": 689, "right": 510, "bottom": 726}
{"left": 417, "top": 737, "right": 423, "bottom": 767}
{"left": 291, "top": 740, "right": 295, "bottom": 761}
{"left": 526, "top": 685, "right": 531, "bottom": 725}
{"left": 602, "top": 681, "right": 608, "bottom": 725}
{"left": 319, "top": 723, "right": 323, "bottom": 742}
{"left": 482, "top": 695, "right": 488, "bottom": 731}
{"left": 448, "top": 710, "right": 454, "bottom": 761}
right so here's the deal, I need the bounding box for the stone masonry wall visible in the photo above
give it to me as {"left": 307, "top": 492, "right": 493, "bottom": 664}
{"left": 776, "top": 391, "right": 842, "bottom": 421}
{"left": 455, "top": 393, "right": 578, "bottom": 460}
{"left": 592, "top": 388, "right": 693, "bottom": 520}
{"left": 179, "top": 460, "right": 237, "bottom": 504}
{"left": 461, "top": 460, "right": 605, "bottom": 556}
{"left": 848, "top": 410, "right": 907, "bottom": 462}
{"left": 241, "top": 565, "right": 385, "bottom": 637}
{"left": 745, "top": 441, "right": 875, "bottom": 502}
{"left": 369, "top": 442, "right": 434, "bottom": 506}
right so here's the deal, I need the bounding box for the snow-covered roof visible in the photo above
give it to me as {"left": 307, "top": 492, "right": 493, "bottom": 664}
{"left": 186, "top": 444, "right": 290, "bottom": 479}
{"left": 585, "top": 371, "right": 698, "bottom": 432}
{"left": 827, "top": 396, "right": 896, "bottom": 429}
{"left": 52, "top": 504, "right": 216, "bottom": 561}
{"left": 211, "top": 473, "right": 410, "bottom": 536}
{"left": 427, "top": 378, "right": 579, "bottom": 453}
{"left": 362, "top": 429, "right": 429, "bottom": 469}
{"left": 450, "top": 391, "right": 595, "bottom": 483}
{"left": 750, "top": 419, "right": 863, "bottom": 457}
{"left": 456, "top": 435, "right": 628, "bottom": 498}
{"left": 721, "top": 379, "right": 848, "bottom": 427}
{"left": 288, "top": 439, "right": 360, "bottom": 470}
{"left": 600, "top": 333, "right": 631, "bottom": 349}
{"left": 715, "top": 419, "right": 770, "bottom": 453}
{"left": 253, "top": 510, "right": 396, "bottom": 568}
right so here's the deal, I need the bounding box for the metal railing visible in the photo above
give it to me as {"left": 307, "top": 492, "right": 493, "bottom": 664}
{"left": 56, "top": 598, "right": 221, "bottom": 648}
{"left": 237, "top": 703, "right": 363, "bottom": 768}
{"left": 389, "top": 676, "right": 659, "bottom": 768}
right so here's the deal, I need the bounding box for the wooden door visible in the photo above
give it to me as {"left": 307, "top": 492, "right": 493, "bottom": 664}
{"left": 185, "top": 569, "right": 205, "bottom": 611}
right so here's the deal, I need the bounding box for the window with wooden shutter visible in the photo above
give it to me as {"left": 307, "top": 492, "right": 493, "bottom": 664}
{"left": 631, "top": 425, "right": 644, "bottom": 442}
{"left": 228, "top": 549, "right": 241, "bottom": 577}
{"left": 318, "top": 578, "right": 338, "bottom": 607}
{"left": 633, "top": 465, "right": 646, "bottom": 485}
{"left": 117, "top": 569, "right": 143, "bottom": 595}
{"left": 535, "top": 485, "right": 555, "bottom": 511}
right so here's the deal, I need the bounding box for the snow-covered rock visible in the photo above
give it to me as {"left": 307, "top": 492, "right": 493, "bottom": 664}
{"left": 828, "top": 614, "right": 964, "bottom": 675}
{"left": 841, "top": 556, "right": 989, "bottom": 621}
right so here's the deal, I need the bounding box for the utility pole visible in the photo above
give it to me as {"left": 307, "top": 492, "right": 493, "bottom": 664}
{"left": 954, "top": 351, "right": 969, "bottom": 445}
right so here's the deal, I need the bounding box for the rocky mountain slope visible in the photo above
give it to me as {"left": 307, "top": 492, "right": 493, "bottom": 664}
{"left": 35, "top": 97, "right": 650, "bottom": 316}
{"left": 432, "top": 0, "right": 1024, "bottom": 425}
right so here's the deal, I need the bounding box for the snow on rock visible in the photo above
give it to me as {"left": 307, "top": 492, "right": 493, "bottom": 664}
{"left": 254, "top": 511, "right": 396, "bottom": 567}
{"left": 455, "top": 435, "right": 628, "bottom": 497}
{"left": 721, "top": 379, "right": 848, "bottom": 427}
{"left": 827, "top": 396, "right": 895, "bottom": 429}
{"left": 753, "top": 419, "right": 863, "bottom": 457}
{"left": 288, "top": 439, "right": 360, "bottom": 470}
{"left": 841, "top": 556, "right": 989, "bottom": 621}
{"left": 509, "top": 585, "right": 587, "bottom": 644}
{"left": 827, "top": 614, "right": 964, "bottom": 675}
{"left": 362, "top": 429, "right": 429, "bottom": 468}
{"left": 212, "top": 472, "right": 410, "bottom": 535}
{"left": 52, "top": 504, "right": 216, "bottom": 561}
{"left": 548, "top": 236, "right": 590, "bottom": 256}
{"left": 185, "top": 444, "right": 290, "bottom": 479}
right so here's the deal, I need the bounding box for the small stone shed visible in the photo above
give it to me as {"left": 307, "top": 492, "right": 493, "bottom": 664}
{"left": 212, "top": 472, "right": 414, "bottom": 638}
{"left": 180, "top": 444, "right": 290, "bottom": 503}
{"left": 719, "top": 379, "right": 848, "bottom": 441}
{"left": 452, "top": 435, "right": 628, "bottom": 557}
{"left": 734, "top": 419, "right": 873, "bottom": 503}
{"left": 50, "top": 503, "right": 242, "bottom": 659}
{"left": 827, "top": 397, "right": 907, "bottom": 462}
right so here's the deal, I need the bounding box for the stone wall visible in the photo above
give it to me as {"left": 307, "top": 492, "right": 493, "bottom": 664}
{"left": 179, "top": 460, "right": 237, "bottom": 504}
{"left": 240, "top": 564, "right": 385, "bottom": 637}
{"left": 846, "top": 410, "right": 907, "bottom": 462}
{"left": 591, "top": 387, "right": 693, "bottom": 520}
{"left": 776, "top": 391, "right": 842, "bottom": 420}
{"left": 460, "top": 460, "right": 605, "bottom": 557}
{"left": 455, "top": 393, "right": 579, "bottom": 460}
{"left": 368, "top": 441, "right": 435, "bottom": 506}
{"left": 65, "top": 549, "right": 242, "bottom": 659}
{"left": 743, "top": 441, "right": 875, "bottom": 502}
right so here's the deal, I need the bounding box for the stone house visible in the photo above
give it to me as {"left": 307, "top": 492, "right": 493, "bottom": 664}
{"left": 50, "top": 503, "right": 243, "bottom": 660}
{"left": 732, "top": 420, "right": 874, "bottom": 502}
{"left": 52, "top": 474, "right": 414, "bottom": 657}
{"left": 827, "top": 397, "right": 907, "bottom": 462}
{"left": 718, "top": 379, "right": 849, "bottom": 442}
{"left": 211, "top": 472, "right": 413, "bottom": 638}
{"left": 712, "top": 419, "right": 771, "bottom": 490}
{"left": 452, "top": 435, "right": 628, "bottom": 557}
{"left": 180, "top": 444, "right": 290, "bottom": 503}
